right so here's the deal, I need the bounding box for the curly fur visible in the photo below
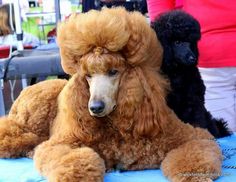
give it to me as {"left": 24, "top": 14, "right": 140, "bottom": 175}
{"left": 0, "top": 8, "right": 222, "bottom": 182}
{"left": 152, "top": 10, "right": 231, "bottom": 138}
{"left": 0, "top": 79, "right": 67, "bottom": 158}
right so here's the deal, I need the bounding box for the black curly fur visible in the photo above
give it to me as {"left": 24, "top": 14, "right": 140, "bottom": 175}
{"left": 152, "top": 10, "right": 231, "bottom": 138}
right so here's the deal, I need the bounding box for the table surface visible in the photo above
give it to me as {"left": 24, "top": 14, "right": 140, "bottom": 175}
{"left": 0, "top": 49, "right": 64, "bottom": 80}
{"left": 0, "top": 133, "right": 235, "bottom": 182}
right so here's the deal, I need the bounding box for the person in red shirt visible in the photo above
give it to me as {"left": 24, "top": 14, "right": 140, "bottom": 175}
{"left": 147, "top": 0, "right": 236, "bottom": 132}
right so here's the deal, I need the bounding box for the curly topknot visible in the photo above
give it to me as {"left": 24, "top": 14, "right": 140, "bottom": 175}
{"left": 152, "top": 10, "right": 201, "bottom": 44}
{"left": 57, "top": 7, "right": 163, "bottom": 75}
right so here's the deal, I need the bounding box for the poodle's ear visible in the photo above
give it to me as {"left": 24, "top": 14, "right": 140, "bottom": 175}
{"left": 112, "top": 68, "right": 144, "bottom": 135}
{"left": 53, "top": 73, "right": 95, "bottom": 141}
{"left": 55, "top": 73, "right": 90, "bottom": 122}
{"left": 132, "top": 67, "right": 170, "bottom": 137}
{"left": 114, "top": 67, "right": 169, "bottom": 137}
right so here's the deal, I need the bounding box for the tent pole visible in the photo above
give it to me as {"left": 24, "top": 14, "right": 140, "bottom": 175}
{"left": 55, "top": 0, "right": 61, "bottom": 23}
{"left": 13, "top": 0, "right": 27, "bottom": 88}
{"left": 13, "top": 0, "right": 24, "bottom": 51}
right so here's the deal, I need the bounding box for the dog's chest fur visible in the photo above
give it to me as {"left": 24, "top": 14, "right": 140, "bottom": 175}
{"left": 94, "top": 135, "right": 165, "bottom": 171}
{"left": 75, "top": 125, "right": 187, "bottom": 172}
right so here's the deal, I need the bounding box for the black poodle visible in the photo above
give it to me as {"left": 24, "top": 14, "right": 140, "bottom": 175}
{"left": 152, "top": 10, "right": 231, "bottom": 138}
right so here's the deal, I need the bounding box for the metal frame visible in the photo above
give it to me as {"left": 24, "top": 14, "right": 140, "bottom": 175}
{"left": 0, "top": 50, "right": 64, "bottom": 116}
{"left": 54, "top": 0, "right": 61, "bottom": 23}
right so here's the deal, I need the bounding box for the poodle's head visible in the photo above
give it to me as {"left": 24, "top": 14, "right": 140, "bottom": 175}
{"left": 152, "top": 10, "right": 201, "bottom": 67}
{"left": 80, "top": 50, "right": 126, "bottom": 117}
{"left": 57, "top": 8, "right": 168, "bottom": 137}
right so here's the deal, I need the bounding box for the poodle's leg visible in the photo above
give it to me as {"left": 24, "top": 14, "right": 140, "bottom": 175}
{"left": 161, "top": 139, "right": 222, "bottom": 182}
{"left": 0, "top": 117, "right": 44, "bottom": 158}
{"left": 0, "top": 80, "right": 67, "bottom": 158}
{"left": 34, "top": 140, "right": 105, "bottom": 182}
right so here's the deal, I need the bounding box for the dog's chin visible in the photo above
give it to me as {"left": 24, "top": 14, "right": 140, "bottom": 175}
{"left": 90, "top": 112, "right": 107, "bottom": 118}
{"left": 89, "top": 106, "right": 117, "bottom": 118}
{"left": 89, "top": 110, "right": 112, "bottom": 118}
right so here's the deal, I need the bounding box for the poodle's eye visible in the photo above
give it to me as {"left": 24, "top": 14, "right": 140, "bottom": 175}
{"left": 108, "top": 69, "right": 118, "bottom": 76}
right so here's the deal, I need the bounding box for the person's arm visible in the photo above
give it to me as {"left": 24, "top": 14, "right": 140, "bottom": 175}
{"left": 147, "top": 0, "right": 175, "bottom": 22}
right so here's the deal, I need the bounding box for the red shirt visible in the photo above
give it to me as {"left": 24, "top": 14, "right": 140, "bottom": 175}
{"left": 147, "top": 0, "right": 236, "bottom": 68}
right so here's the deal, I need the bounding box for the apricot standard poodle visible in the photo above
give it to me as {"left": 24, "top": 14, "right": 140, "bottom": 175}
{"left": 0, "top": 8, "right": 222, "bottom": 182}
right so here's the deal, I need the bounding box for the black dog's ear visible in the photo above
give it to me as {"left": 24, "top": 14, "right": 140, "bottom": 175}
{"left": 152, "top": 18, "right": 172, "bottom": 44}
{"left": 151, "top": 15, "right": 175, "bottom": 69}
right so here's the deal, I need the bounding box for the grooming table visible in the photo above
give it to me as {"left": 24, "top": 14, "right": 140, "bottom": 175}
{"left": 1, "top": 49, "right": 64, "bottom": 80}
{"left": 0, "top": 133, "right": 235, "bottom": 182}
{"left": 0, "top": 49, "right": 65, "bottom": 116}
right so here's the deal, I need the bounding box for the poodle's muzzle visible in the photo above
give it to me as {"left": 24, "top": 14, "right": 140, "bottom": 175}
{"left": 172, "top": 41, "right": 197, "bottom": 66}
{"left": 87, "top": 74, "right": 119, "bottom": 117}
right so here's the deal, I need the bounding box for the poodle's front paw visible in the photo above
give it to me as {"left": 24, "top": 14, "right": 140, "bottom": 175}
{"left": 0, "top": 117, "right": 40, "bottom": 158}
{"left": 48, "top": 147, "right": 105, "bottom": 182}
{"left": 0, "top": 131, "right": 39, "bottom": 158}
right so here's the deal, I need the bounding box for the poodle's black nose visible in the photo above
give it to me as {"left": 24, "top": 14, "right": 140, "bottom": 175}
{"left": 90, "top": 101, "right": 105, "bottom": 114}
{"left": 188, "top": 55, "right": 196, "bottom": 63}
